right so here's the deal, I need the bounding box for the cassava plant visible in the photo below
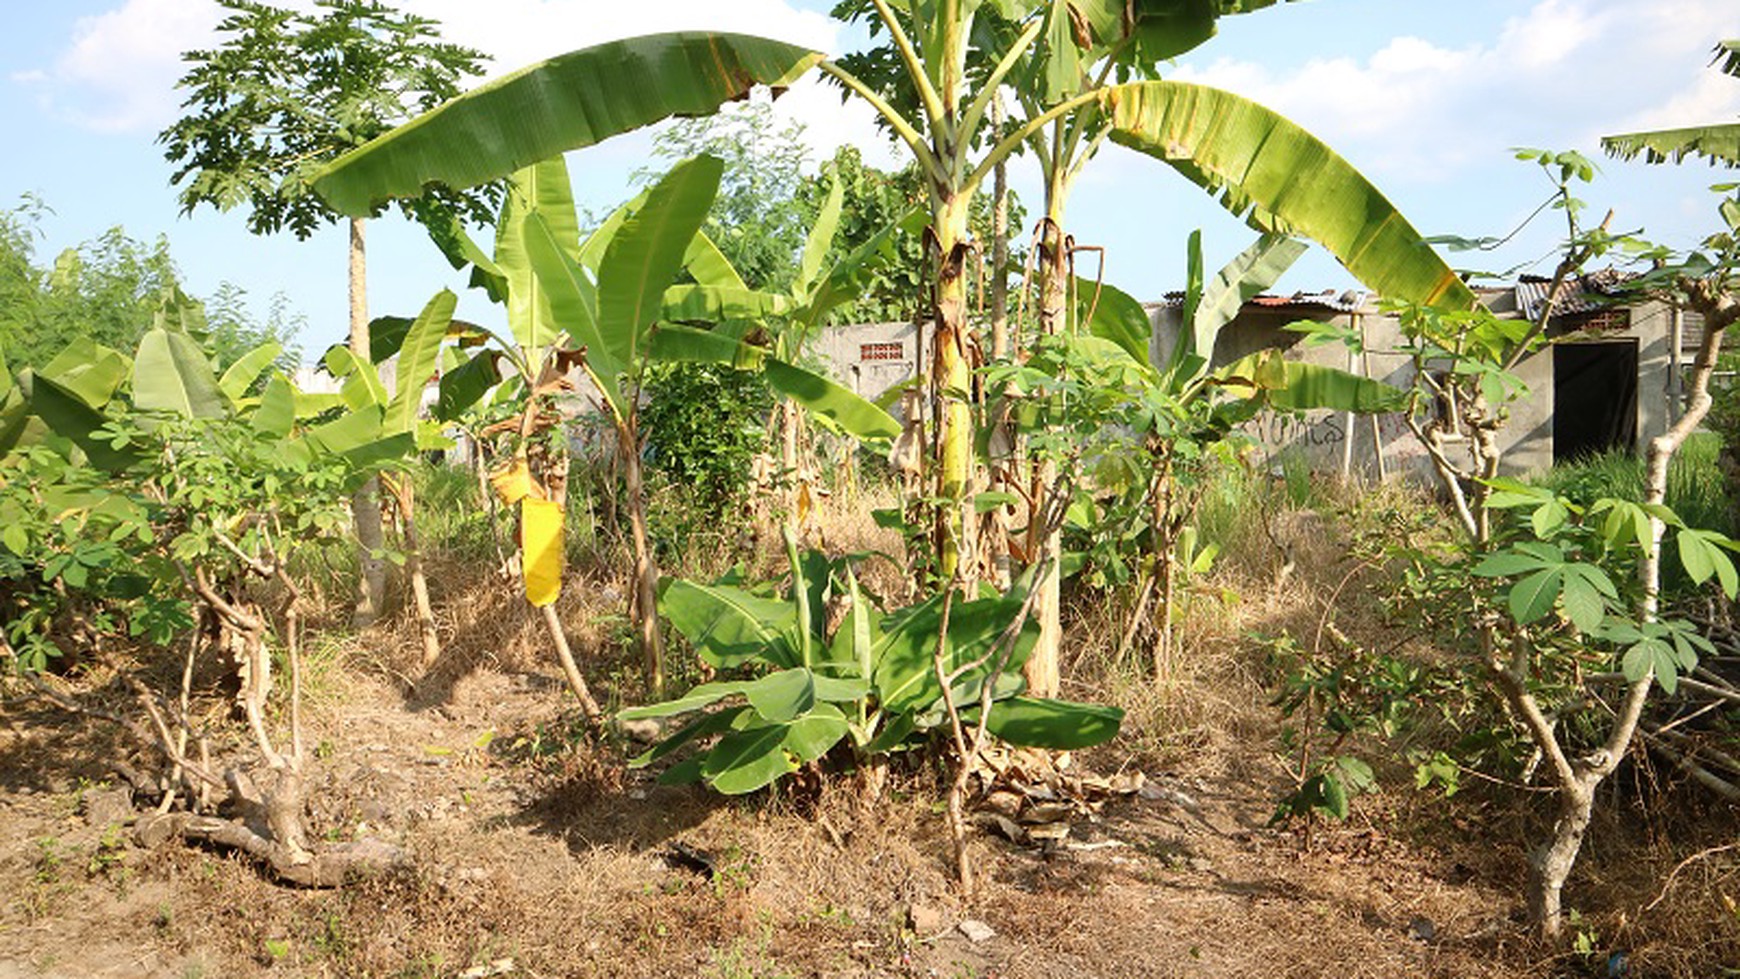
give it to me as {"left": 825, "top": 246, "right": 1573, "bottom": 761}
{"left": 1355, "top": 170, "right": 1740, "bottom": 938}
{"left": 1, "top": 289, "right": 414, "bottom": 884}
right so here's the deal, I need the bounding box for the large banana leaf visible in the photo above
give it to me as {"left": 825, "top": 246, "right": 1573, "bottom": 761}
{"left": 133, "top": 328, "right": 226, "bottom": 419}
{"left": 1601, "top": 123, "right": 1740, "bottom": 169}
{"left": 1190, "top": 232, "right": 1306, "bottom": 360}
{"left": 873, "top": 589, "right": 1040, "bottom": 714}
{"left": 523, "top": 211, "right": 614, "bottom": 404}
{"left": 498, "top": 159, "right": 582, "bottom": 355}
{"left": 1073, "top": 276, "right": 1153, "bottom": 367}
{"left": 384, "top": 290, "right": 457, "bottom": 436}
{"left": 21, "top": 372, "right": 140, "bottom": 470}
{"left": 596, "top": 155, "right": 723, "bottom": 373}
{"left": 1101, "top": 81, "right": 1476, "bottom": 310}
{"left": 658, "top": 578, "right": 800, "bottom": 669}
{"left": 661, "top": 285, "right": 791, "bottom": 326}
{"left": 40, "top": 339, "right": 130, "bottom": 409}
{"left": 253, "top": 374, "right": 295, "bottom": 438}
{"left": 311, "top": 33, "right": 824, "bottom": 216}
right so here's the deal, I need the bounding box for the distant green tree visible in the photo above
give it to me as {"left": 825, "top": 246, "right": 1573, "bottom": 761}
{"left": 0, "top": 198, "right": 297, "bottom": 371}
{"left": 159, "top": 0, "right": 500, "bottom": 625}
{"left": 637, "top": 100, "right": 813, "bottom": 291}
{"left": 796, "top": 144, "right": 1023, "bottom": 325}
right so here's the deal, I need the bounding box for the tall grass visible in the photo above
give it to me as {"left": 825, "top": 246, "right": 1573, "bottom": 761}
{"left": 1536, "top": 432, "right": 1732, "bottom": 534}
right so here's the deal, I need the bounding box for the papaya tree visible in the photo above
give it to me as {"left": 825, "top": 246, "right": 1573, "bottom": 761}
{"left": 160, "top": 0, "right": 501, "bottom": 627}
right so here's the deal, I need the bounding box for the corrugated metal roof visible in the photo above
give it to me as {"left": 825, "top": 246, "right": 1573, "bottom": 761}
{"left": 1154, "top": 289, "right": 1371, "bottom": 313}
{"left": 1514, "top": 268, "right": 1637, "bottom": 322}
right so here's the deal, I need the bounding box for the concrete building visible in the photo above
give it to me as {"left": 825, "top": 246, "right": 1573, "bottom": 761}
{"left": 809, "top": 270, "right": 1703, "bottom": 480}
{"left": 1147, "top": 270, "right": 1703, "bottom": 479}
{"left": 809, "top": 320, "right": 926, "bottom": 405}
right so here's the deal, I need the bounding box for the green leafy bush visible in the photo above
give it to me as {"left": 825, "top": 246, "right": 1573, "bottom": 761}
{"left": 621, "top": 540, "right": 1123, "bottom": 795}
{"left": 640, "top": 361, "right": 773, "bottom": 515}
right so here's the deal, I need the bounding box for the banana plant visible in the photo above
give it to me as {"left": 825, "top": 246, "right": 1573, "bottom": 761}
{"left": 308, "top": 14, "right": 1471, "bottom": 571}
{"left": 619, "top": 534, "right": 1122, "bottom": 795}
{"left": 656, "top": 174, "right": 920, "bottom": 524}
{"left": 394, "top": 152, "right": 900, "bottom": 700}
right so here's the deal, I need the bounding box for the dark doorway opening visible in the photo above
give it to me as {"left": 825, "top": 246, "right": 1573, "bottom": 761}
{"left": 1554, "top": 340, "right": 1637, "bottom": 464}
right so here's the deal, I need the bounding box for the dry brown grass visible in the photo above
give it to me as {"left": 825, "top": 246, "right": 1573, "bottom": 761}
{"left": 2, "top": 472, "right": 1739, "bottom": 977}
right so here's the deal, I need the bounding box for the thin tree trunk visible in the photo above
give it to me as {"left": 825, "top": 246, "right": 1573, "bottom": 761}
{"left": 349, "top": 216, "right": 388, "bottom": 627}
{"left": 1528, "top": 784, "right": 1592, "bottom": 939}
{"left": 1151, "top": 452, "right": 1178, "bottom": 684}
{"left": 542, "top": 603, "right": 603, "bottom": 724}
{"left": 383, "top": 474, "right": 441, "bottom": 667}
{"left": 621, "top": 416, "right": 664, "bottom": 695}
{"left": 782, "top": 400, "right": 804, "bottom": 537}
{"left": 985, "top": 95, "right": 1014, "bottom": 593}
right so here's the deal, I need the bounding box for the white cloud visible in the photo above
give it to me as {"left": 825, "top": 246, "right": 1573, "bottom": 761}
{"left": 42, "top": 0, "right": 223, "bottom": 132}
{"left": 1170, "top": 0, "right": 1740, "bottom": 182}
{"left": 23, "top": 0, "right": 854, "bottom": 136}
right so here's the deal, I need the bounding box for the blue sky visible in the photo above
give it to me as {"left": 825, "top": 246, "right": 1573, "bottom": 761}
{"left": 3, "top": 0, "right": 1737, "bottom": 362}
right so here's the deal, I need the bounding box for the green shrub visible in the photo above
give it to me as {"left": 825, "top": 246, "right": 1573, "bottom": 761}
{"left": 641, "top": 362, "right": 773, "bottom": 516}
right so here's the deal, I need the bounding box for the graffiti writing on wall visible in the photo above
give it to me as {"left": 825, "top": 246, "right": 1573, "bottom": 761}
{"left": 1251, "top": 411, "right": 1345, "bottom": 449}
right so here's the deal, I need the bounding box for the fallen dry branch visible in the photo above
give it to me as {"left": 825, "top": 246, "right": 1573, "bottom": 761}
{"left": 135, "top": 810, "right": 409, "bottom": 887}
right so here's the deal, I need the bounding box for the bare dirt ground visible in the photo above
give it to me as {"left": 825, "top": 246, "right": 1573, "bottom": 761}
{"left": 1, "top": 500, "right": 1736, "bottom": 979}
{"left": 5, "top": 649, "right": 1721, "bottom": 979}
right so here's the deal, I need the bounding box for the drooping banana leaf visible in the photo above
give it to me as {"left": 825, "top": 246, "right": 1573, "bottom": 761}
{"left": 985, "top": 695, "right": 1123, "bottom": 749}
{"left": 1601, "top": 123, "right": 1740, "bottom": 169}
{"left": 311, "top": 33, "right": 825, "bottom": 216}
{"left": 648, "top": 325, "right": 900, "bottom": 443}
{"left": 424, "top": 211, "right": 509, "bottom": 304}
{"left": 794, "top": 176, "right": 844, "bottom": 297}
{"left": 1216, "top": 351, "right": 1406, "bottom": 413}
{"left": 684, "top": 230, "right": 749, "bottom": 291}
{"left": 217, "top": 341, "right": 282, "bottom": 406}
{"left": 435, "top": 350, "right": 503, "bottom": 422}
{"left": 1101, "top": 81, "right": 1476, "bottom": 310}
{"left": 323, "top": 346, "right": 389, "bottom": 411}
{"left": 521, "top": 497, "right": 565, "bottom": 607}
{"left": 873, "top": 587, "right": 1041, "bottom": 715}
{"left": 253, "top": 374, "right": 295, "bottom": 438}
{"left": 24, "top": 372, "right": 140, "bottom": 470}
